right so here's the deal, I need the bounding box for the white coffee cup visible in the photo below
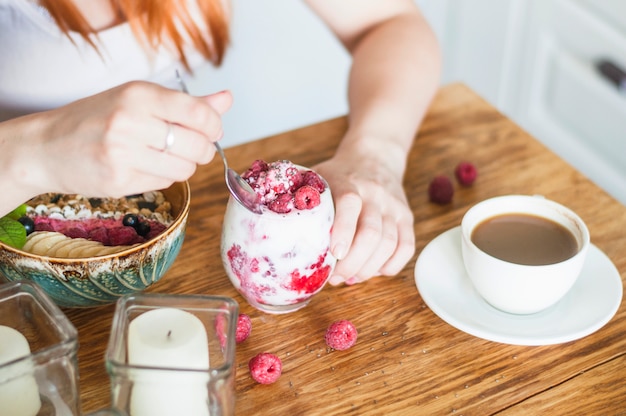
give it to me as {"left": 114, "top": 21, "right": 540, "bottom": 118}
{"left": 460, "top": 195, "right": 590, "bottom": 315}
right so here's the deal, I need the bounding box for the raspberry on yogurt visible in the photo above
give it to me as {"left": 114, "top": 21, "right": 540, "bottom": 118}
{"left": 294, "top": 185, "right": 321, "bottom": 210}
{"left": 241, "top": 159, "right": 325, "bottom": 214}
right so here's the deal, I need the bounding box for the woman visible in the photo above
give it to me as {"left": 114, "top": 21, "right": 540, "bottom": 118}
{"left": 0, "top": 0, "right": 441, "bottom": 285}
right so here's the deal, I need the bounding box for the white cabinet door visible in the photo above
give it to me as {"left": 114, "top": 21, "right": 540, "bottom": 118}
{"left": 437, "top": 0, "right": 626, "bottom": 204}
{"left": 499, "top": 0, "right": 626, "bottom": 204}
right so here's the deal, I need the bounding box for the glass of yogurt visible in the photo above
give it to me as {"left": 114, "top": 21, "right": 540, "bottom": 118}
{"left": 221, "top": 160, "right": 336, "bottom": 314}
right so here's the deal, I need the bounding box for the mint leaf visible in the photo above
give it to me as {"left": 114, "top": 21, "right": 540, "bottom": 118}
{"left": 0, "top": 217, "right": 27, "bottom": 249}
{"left": 6, "top": 204, "right": 27, "bottom": 221}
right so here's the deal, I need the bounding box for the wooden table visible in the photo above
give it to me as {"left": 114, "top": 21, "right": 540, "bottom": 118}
{"left": 64, "top": 83, "right": 626, "bottom": 415}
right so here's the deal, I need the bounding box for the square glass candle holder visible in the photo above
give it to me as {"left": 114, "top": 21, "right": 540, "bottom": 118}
{"left": 105, "top": 293, "right": 239, "bottom": 416}
{"left": 0, "top": 280, "right": 80, "bottom": 416}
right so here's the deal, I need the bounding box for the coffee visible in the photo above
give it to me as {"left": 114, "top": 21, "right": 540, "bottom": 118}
{"left": 471, "top": 213, "right": 578, "bottom": 265}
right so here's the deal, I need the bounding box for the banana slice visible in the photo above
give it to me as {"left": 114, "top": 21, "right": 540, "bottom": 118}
{"left": 23, "top": 232, "right": 50, "bottom": 252}
{"left": 98, "top": 245, "right": 127, "bottom": 256}
{"left": 76, "top": 243, "right": 111, "bottom": 258}
{"left": 23, "top": 231, "right": 60, "bottom": 254}
{"left": 44, "top": 238, "right": 72, "bottom": 257}
{"left": 22, "top": 231, "right": 138, "bottom": 258}
{"left": 53, "top": 239, "right": 92, "bottom": 258}
{"left": 67, "top": 241, "right": 104, "bottom": 258}
{"left": 29, "top": 232, "right": 71, "bottom": 256}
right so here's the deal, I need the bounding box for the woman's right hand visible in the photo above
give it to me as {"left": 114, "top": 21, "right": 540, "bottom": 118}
{"left": 0, "top": 81, "right": 232, "bottom": 216}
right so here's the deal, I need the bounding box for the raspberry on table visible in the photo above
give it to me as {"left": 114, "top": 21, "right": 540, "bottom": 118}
{"left": 325, "top": 320, "right": 358, "bottom": 351}
{"left": 428, "top": 175, "right": 454, "bottom": 204}
{"left": 236, "top": 313, "right": 252, "bottom": 343}
{"left": 294, "top": 185, "right": 321, "bottom": 210}
{"left": 455, "top": 161, "right": 477, "bottom": 186}
{"left": 249, "top": 352, "right": 282, "bottom": 384}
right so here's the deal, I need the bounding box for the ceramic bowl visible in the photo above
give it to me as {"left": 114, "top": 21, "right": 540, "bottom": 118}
{"left": 0, "top": 182, "right": 190, "bottom": 308}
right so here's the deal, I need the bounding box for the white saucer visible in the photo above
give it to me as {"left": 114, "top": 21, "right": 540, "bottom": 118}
{"left": 414, "top": 226, "right": 623, "bottom": 346}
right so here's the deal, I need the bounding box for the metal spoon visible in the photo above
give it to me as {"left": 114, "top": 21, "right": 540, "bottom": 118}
{"left": 175, "top": 71, "right": 262, "bottom": 214}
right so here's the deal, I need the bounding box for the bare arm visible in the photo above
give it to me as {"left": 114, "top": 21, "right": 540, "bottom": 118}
{"left": 304, "top": 0, "right": 441, "bottom": 284}
{"left": 0, "top": 83, "right": 231, "bottom": 217}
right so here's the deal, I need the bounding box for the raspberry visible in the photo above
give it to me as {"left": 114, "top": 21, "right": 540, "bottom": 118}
{"left": 286, "top": 167, "right": 303, "bottom": 192}
{"left": 301, "top": 171, "right": 326, "bottom": 193}
{"left": 34, "top": 222, "right": 54, "bottom": 232}
{"left": 455, "top": 161, "right": 477, "bottom": 186}
{"left": 145, "top": 221, "right": 167, "bottom": 239}
{"left": 267, "top": 193, "right": 293, "bottom": 213}
{"left": 242, "top": 159, "right": 268, "bottom": 180}
{"left": 325, "top": 320, "right": 358, "bottom": 351}
{"left": 248, "top": 352, "right": 282, "bottom": 384}
{"left": 107, "top": 226, "right": 141, "bottom": 246}
{"left": 236, "top": 313, "right": 252, "bottom": 343}
{"left": 294, "top": 185, "right": 321, "bottom": 210}
{"left": 65, "top": 226, "right": 88, "bottom": 239}
{"left": 88, "top": 227, "right": 110, "bottom": 245}
{"left": 428, "top": 175, "right": 454, "bottom": 204}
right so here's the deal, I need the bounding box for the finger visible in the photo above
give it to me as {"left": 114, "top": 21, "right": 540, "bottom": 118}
{"left": 102, "top": 96, "right": 221, "bottom": 159}
{"left": 352, "top": 214, "right": 399, "bottom": 280}
{"left": 331, "top": 203, "right": 382, "bottom": 282}
{"left": 85, "top": 148, "right": 187, "bottom": 198}
{"left": 106, "top": 140, "right": 198, "bottom": 183}
{"left": 138, "top": 149, "right": 199, "bottom": 182}
{"left": 329, "top": 191, "right": 362, "bottom": 260}
{"left": 378, "top": 215, "right": 416, "bottom": 275}
{"left": 204, "top": 90, "right": 233, "bottom": 115}
{"left": 152, "top": 122, "right": 217, "bottom": 164}
{"left": 105, "top": 173, "right": 176, "bottom": 198}
{"left": 137, "top": 84, "right": 226, "bottom": 140}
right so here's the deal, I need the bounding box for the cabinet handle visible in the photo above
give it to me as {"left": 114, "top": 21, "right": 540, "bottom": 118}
{"left": 596, "top": 60, "right": 626, "bottom": 95}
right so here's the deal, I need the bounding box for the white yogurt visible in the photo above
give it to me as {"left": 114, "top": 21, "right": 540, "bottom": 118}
{"left": 221, "top": 180, "right": 336, "bottom": 314}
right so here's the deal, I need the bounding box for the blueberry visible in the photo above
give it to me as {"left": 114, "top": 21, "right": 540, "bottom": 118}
{"left": 135, "top": 222, "right": 151, "bottom": 237}
{"left": 18, "top": 216, "right": 35, "bottom": 235}
{"left": 122, "top": 213, "right": 139, "bottom": 228}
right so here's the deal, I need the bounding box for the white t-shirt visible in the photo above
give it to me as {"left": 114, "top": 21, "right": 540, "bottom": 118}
{"left": 0, "top": 0, "right": 206, "bottom": 122}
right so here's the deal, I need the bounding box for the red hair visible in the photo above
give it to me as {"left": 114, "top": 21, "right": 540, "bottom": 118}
{"left": 40, "top": 0, "right": 230, "bottom": 70}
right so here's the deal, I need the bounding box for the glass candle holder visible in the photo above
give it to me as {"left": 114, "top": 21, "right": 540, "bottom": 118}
{"left": 0, "top": 280, "right": 80, "bottom": 416}
{"left": 105, "top": 293, "right": 239, "bottom": 416}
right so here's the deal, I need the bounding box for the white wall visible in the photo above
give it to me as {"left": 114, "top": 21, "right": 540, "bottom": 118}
{"left": 187, "top": 0, "right": 350, "bottom": 148}
{"left": 187, "top": 0, "right": 463, "bottom": 148}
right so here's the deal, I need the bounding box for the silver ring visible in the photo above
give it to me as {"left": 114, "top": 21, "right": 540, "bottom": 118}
{"left": 162, "top": 122, "right": 175, "bottom": 152}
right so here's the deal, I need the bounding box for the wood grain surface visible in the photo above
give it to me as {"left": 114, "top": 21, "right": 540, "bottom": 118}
{"left": 57, "top": 83, "right": 625, "bottom": 415}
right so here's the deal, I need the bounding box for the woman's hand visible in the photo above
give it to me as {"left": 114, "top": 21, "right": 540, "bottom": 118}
{"left": 314, "top": 148, "right": 415, "bottom": 286}
{"left": 1, "top": 81, "right": 232, "bottom": 215}
{"left": 305, "top": 0, "right": 441, "bottom": 284}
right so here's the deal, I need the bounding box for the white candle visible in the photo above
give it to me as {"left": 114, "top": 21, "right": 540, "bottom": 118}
{"left": 128, "top": 308, "right": 210, "bottom": 416}
{"left": 0, "top": 325, "right": 42, "bottom": 416}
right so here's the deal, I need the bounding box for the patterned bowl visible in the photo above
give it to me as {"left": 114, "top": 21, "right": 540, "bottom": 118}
{"left": 0, "top": 182, "right": 190, "bottom": 308}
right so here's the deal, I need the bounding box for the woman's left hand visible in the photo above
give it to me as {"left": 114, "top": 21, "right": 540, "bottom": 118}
{"left": 314, "top": 152, "right": 415, "bottom": 286}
